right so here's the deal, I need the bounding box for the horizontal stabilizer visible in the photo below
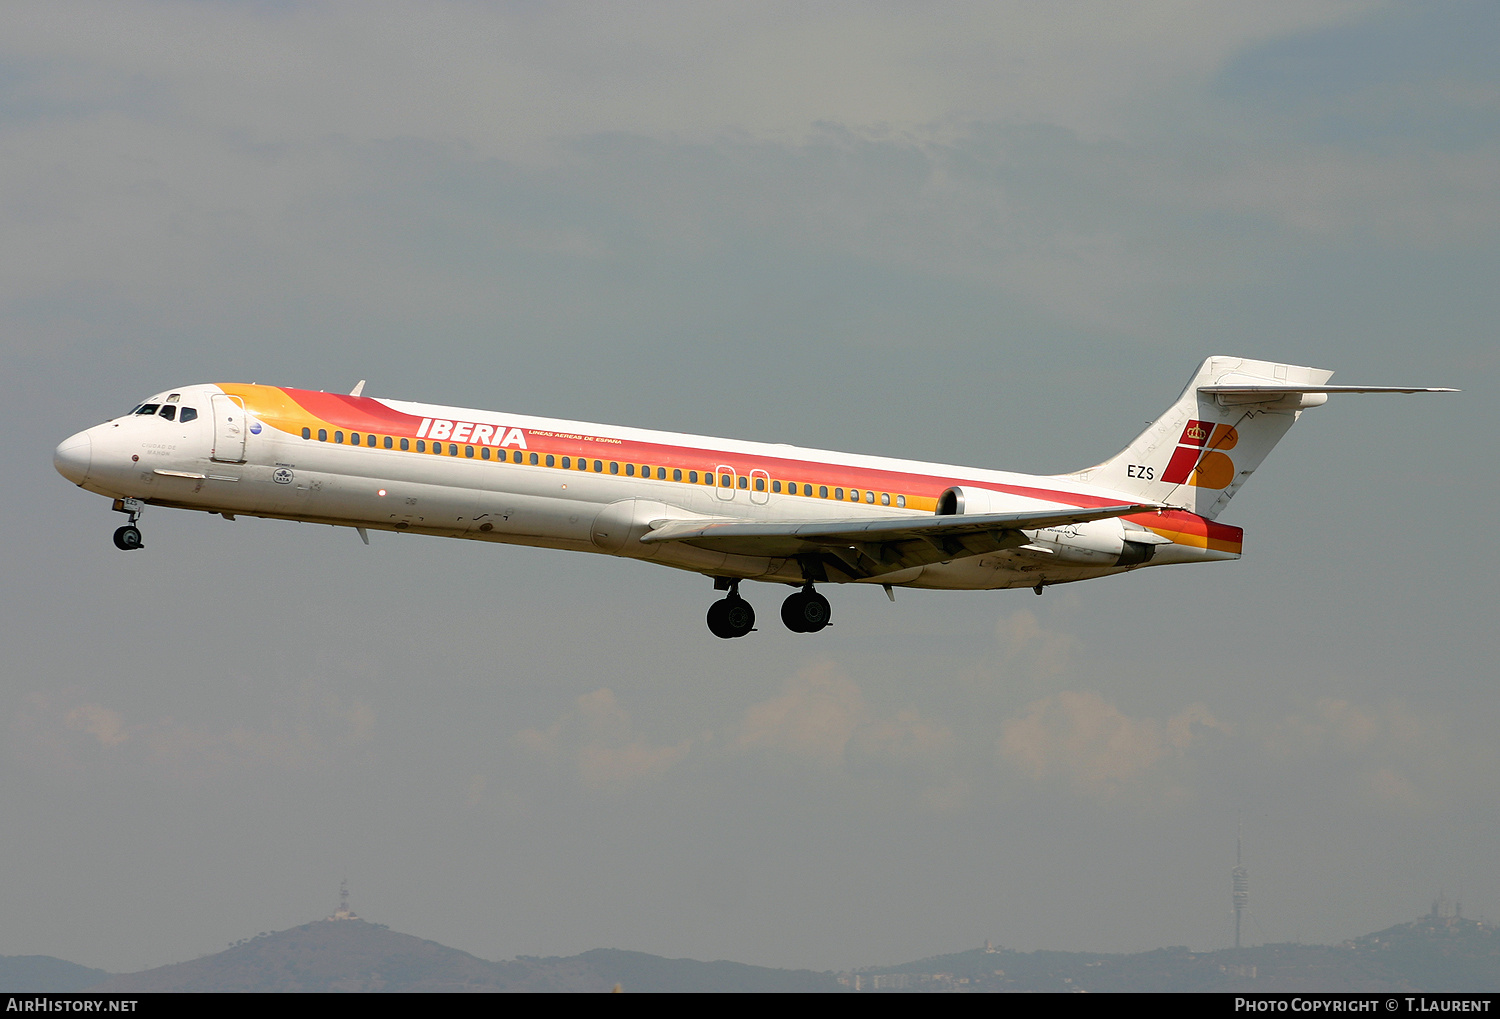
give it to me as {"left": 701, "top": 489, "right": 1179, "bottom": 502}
{"left": 1200, "top": 385, "right": 1457, "bottom": 395}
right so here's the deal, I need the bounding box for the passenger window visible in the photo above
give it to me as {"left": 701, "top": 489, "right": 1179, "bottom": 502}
{"left": 755, "top": 477, "right": 765, "bottom": 491}
{"left": 819, "top": 486, "right": 828, "bottom": 498}
{"left": 416, "top": 440, "right": 425, "bottom": 452}
{"left": 529, "top": 452, "right": 538, "bottom": 465}
{"left": 562, "top": 456, "right": 570, "bottom": 469}
{"left": 319, "top": 429, "right": 328, "bottom": 442}
{"left": 626, "top": 464, "right": 635, "bottom": 476}
{"left": 689, "top": 471, "right": 698, "bottom": 483}
{"left": 610, "top": 462, "right": 619, "bottom": 474}
{"left": 513, "top": 450, "right": 524, "bottom": 464}
{"left": 835, "top": 488, "right": 844, "bottom": 500}
{"left": 335, "top": 431, "right": 344, "bottom": 443}
{"left": 465, "top": 445, "right": 474, "bottom": 458}
{"left": 482, "top": 447, "right": 491, "bottom": 460}
{"left": 368, "top": 435, "right": 377, "bottom": 447}
{"left": 720, "top": 474, "right": 731, "bottom": 487}
{"left": 544, "top": 454, "right": 553, "bottom": 467}
{"left": 449, "top": 444, "right": 458, "bottom": 456}
{"left": 302, "top": 427, "right": 312, "bottom": 440}
{"left": 865, "top": 491, "right": 875, "bottom": 504}
{"left": 594, "top": 460, "right": 603, "bottom": 472}
{"left": 772, "top": 481, "right": 781, "bottom": 493}
{"left": 351, "top": 432, "right": 360, "bottom": 444}
{"left": 432, "top": 442, "right": 441, "bottom": 454}
{"left": 181, "top": 407, "right": 198, "bottom": 423}
{"left": 896, "top": 495, "right": 906, "bottom": 508}
{"left": 881, "top": 492, "right": 890, "bottom": 506}
{"left": 673, "top": 469, "right": 682, "bottom": 482}
{"left": 400, "top": 438, "right": 409, "bottom": 451}
{"left": 384, "top": 436, "right": 393, "bottom": 449}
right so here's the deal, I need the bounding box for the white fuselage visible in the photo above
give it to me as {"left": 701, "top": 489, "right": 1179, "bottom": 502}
{"left": 54, "top": 382, "right": 1237, "bottom": 592}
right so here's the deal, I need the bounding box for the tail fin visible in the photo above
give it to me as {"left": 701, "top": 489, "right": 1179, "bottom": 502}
{"left": 1067, "top": 356, "right": 1454, "bottom": 519}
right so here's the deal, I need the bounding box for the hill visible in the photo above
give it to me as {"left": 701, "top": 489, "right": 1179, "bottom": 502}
{"left": 854, "top": 914, "right": 1500, "bottom": 992}
{"left": 85, "top": 919, "right": 843, "bottom": 992}
{"left": 0, "top": 956, "right": 111, "bottom": 993}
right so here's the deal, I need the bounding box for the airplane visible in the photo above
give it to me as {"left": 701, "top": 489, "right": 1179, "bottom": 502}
{"left": 54, "top": 356, "right": 1452, "bottom": 638}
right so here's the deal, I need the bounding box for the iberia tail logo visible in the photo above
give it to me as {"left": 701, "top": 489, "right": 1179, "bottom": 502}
{"left": 1162, "top": 419, "right": 1237, "bottom": 489}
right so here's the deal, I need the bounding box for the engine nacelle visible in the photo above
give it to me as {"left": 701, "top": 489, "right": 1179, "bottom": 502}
{"left": 1027, "top": 517, "right": 1157, "bottom": 567}
{"left": 936, "top": 486, "right": 1156, "bottom": 567}
{"left": 935, "top": 486, "right": 1012, "bottom": 516}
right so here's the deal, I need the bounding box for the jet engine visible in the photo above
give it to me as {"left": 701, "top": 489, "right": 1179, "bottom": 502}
{"left": 936, "top": 486, "right": 1158, "bottom": 567}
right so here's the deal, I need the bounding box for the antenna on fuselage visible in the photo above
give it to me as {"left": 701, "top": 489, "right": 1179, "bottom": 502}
{"left": 349, "top": 380, "right": 366, "bottom": 397}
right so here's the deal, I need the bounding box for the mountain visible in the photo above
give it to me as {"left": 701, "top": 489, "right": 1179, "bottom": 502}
{"left": 0, "top": 956, "right": 111, "bottom": 993}
{"left": 855, "top": 913, "right": 1500, "bottom": 992}
{"left": 84, "top": 919, "right": 843, "bottom": 992}
{"left": 11, "top": 907, "right": 1494, "bottom": 992}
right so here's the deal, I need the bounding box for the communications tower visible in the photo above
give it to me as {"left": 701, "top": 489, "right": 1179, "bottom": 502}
{"left": 1232, "top": 832, "right": 1249, "bottom": 949}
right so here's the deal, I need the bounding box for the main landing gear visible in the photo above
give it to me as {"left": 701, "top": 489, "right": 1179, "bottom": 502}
{"left": 706, "top": 579, "right": 756, "bottom": 639}
{"left": 111, "top": 497, "right": 145, "bottom": 551}
{"left": 705, "top": 579, "right": 833, "bottom": 638}
{"left": 781, "top": 585, "right": 831, "bottom": 634}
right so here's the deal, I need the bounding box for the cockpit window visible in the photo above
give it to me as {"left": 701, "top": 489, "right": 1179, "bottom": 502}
{"left": 180, "top": 407, "right": 198, "bottom": 423}
{"left": 159, "top": 405, "right": 176, "bottom": 421}
{"left": 136, "top": 404, "right": 161, "bottom": 415}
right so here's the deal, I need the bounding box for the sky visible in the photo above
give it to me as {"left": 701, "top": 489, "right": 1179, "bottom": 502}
{"left": 2, "top": 1, "right": 1497, "bottom": 975}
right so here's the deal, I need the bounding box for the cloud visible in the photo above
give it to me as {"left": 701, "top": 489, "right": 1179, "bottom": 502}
{"left": 732, "top": 661, "right": 867, "bottom": 766}
{"left": 1185, "top": 145, "right": 1500, "bottom": 246}
{"left": 1263, "top": 697, "right": 1490, "bottom": 811}
{"left": 994, "top": 609, "right": 1081, "bottom": 679}
{"left": 730, "top": 663, "right": 965, "bottom": 809}
{"left": 9, "top": 688, "right": 375, "bottom": 783}
{"left": 64, "top": 701, "right": 128, "bottom": 747}
{"left": 1, "top": 2, "right": 1376, "bottom": 156}
{"left": 515, "top": 688, "right": 695, "bottom": 790}
{"left": 998, "top": 691, "right": 1227, "bottom": 798}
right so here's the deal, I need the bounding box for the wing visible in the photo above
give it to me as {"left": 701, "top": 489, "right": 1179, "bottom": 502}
{"left": 641, "top": 503, "right": 1158, "bottom": 579}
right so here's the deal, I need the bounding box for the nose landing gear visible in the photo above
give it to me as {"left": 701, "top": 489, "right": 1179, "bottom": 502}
{"left": 780, "top": 585, "right": 831, "bottom": 633}
{"left": 706, "top": 578, "right": 755, "bottom": 639}
{"left": 111, "top": 498, "right": 145, "bottom": 551}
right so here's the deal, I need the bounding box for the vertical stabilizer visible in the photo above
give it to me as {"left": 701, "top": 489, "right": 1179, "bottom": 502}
{"left": 1067, "top": 357, "right": 1334, "bottom": 519}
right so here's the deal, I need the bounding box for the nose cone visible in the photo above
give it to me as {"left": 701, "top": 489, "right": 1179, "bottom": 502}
{"left": 54, "top": 431, "right": 92, "bottom": 485}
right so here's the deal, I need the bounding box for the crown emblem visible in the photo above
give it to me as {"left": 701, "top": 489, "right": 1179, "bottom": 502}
{"left": 1185, "top": 424, "right": 1207, "bottom": 441}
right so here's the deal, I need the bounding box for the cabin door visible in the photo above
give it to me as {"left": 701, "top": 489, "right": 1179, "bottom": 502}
{"left": 210, "top": 395, "right": 247, "bottom": 463}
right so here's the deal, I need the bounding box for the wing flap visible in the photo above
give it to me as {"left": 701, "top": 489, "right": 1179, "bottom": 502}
{"left": 641, "top": 503, "right": 1158, "bottom": 576}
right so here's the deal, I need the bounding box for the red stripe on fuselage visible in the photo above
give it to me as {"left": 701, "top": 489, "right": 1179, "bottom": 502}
{"left": 283, "top": 389, "right": 428, "bottom": 435}
{"left": 292, "top": 391, "right": 1234, "bottom": 544}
